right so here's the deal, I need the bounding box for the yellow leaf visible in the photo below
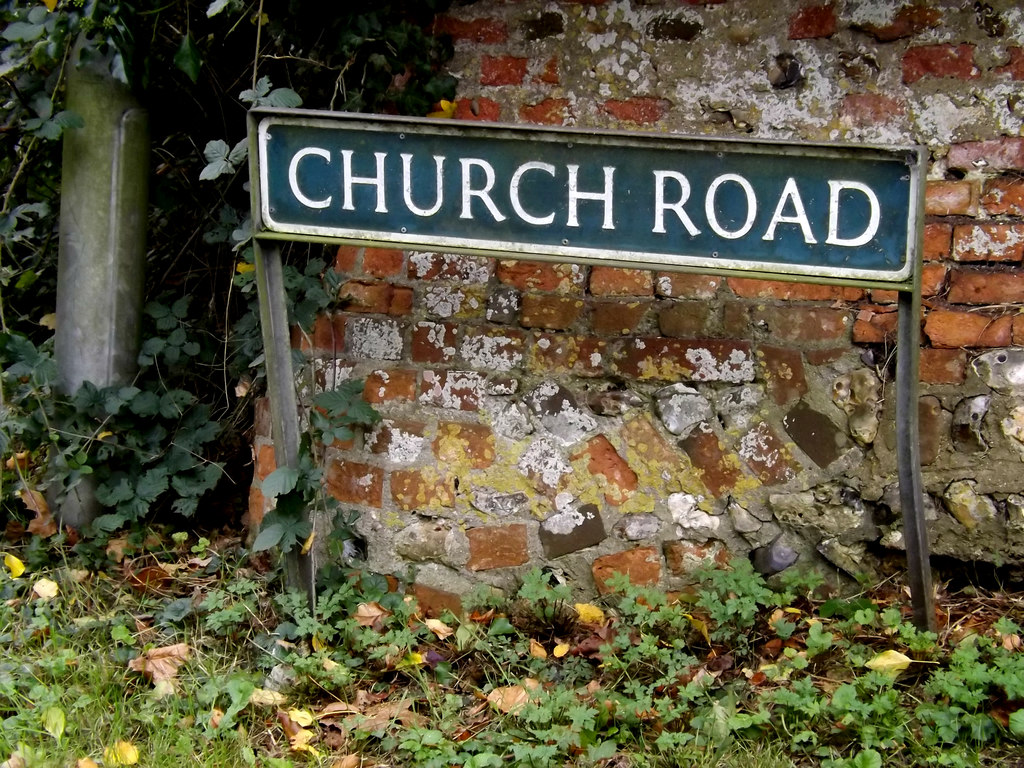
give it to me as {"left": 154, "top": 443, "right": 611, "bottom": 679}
{"left": 865, "top": 649, "right": 912, "bottom": 675}
{"left": 33, "top": 578, "right": 59, "bottom": 600}
{"left": 236, "top": 261, "right": 256, "bottom": 274}
{"left": 332, "top": 755, "right": 361, "bottom": 768}
{"left": 103, "top": 741, "right": 139, "bottom": 766}
{"left": 42, "top": 0, "right": 58, "bottom": 12}
{"left": 398, "top": 651, "right": 424, "bottom": 668}
{"left": 289, "top": 727, "right": 320, "bottom": 755}
{"left": 427, "top": 99, "right": 457, "bottom": 119}
{"left": 4, "top": 553, "right": 25, "bottom": 578}
{"left": 96, "top": 431, "right": 114, "bottom": 440}
{"left": 249, "top": 688, "right": 287, "bottom": 707}
{"left": 424, "top": 618, "right": 454, "bottom": 640}
{"left": 288, "top": 708, "right": 315, "bottom": 727}
{"left": 300, "top": 530, "right": 316, "bottom": 555}
{"left": 574, "top": 603, "right": 605, "bottom": 625}
{"left": 683, "top": 613, "right": 711, "bottom": 644}
{"left": 553, "top": 643, "right": 570, "bottom": 658}
{"left": 529, "top": 639, "right": 547, "bottom": 659}
{"left": 311, "top": 632, "right": 327, "bottom": 652}
{"left": 77, "top": 759, "right": 100, "bottom": 768}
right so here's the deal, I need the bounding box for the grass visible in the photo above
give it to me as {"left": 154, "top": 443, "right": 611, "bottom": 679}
{"left": 2, "top": 529, "right": 1024, "bottom": 768}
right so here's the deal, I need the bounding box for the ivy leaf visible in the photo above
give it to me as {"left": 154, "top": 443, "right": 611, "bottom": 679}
{"left": 174, "top": 34, "right": 202, "bottom": 83}
{"left": 3, "top": 22, "right": 45, "bottom": 42}
{"left": 206, "top": 0, "right": 232, "bottom": 17}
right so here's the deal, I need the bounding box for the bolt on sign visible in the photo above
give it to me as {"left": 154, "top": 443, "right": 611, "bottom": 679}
{"left": 247, "top": 108, "right": 934, "bottom": 629}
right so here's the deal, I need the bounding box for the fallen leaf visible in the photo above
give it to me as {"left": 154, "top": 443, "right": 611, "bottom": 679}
{"left": 76, "top": 759, "right": 99, "bottom": 768}
{"left": 4, "top": 553, "right": 25, "bottom": 578}
{"left": 105, "top": 537, "right": 132, "bottom": 563}
{"left": 127, "top": 566, "right": 173, "bottom": 595}
{"left": 103, "top": 741, "right": 139, "bottom": 766}
{"left": 128, "top": 643, "right": 191, "bottom": 684}
{"left": 209, "top": 707, "right": 224, "bottom": 729}
{"left": 424, "top": 618, "right": 454, "bottom": 639}
{"left": 353, "top": 601, "right": 390, "bottom": 630}
{"left": 19, "top": 489, "right": 57, "bottom": 538}
{"left": 4, "top": 451, "right": 29, "bottom": 471}
{"left": 331, "top": 755, "right": 361, "bottom": 768}
{"left": 318, "top": 701, "right": 361, "bottom": 718}
{"left": 553, "top": 643, "right": 570, "bottom": 658}
{"left": 865, "top": 649, "right": 912, "bottom": 675}
{"left": 288, "top": 708, "right": 315, "bottom": 727}
{"left": 349, "top": 698, "right": 424, "bottom": 732}
{"left": 250, "top": 688, "right": 288, "bottom": 707}
{"left": 427, "top": 99, "right": 457, "bottom": 118}
{"left": 42, "top": 0, "right": 58, "bottom": 12}
{"left": 42, "top": 706, "right": 65, "bottom": 740}
{"left": 529, "top": 639, "right": 548, "bottom": 659}
{"left": 33, "top": 578, "right": 59, "bottom": 600}
{"left": 486, "top": 679, "right": 540, "bottom": 714}
{"left": 575, "top": 603, "right": 605, "bottom": 625}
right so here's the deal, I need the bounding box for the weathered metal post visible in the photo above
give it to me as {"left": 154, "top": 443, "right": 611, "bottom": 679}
{"left": 54, "top": 45, "right": 148, "bottom": 527}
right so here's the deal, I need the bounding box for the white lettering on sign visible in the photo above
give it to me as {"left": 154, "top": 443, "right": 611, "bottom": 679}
{"left": 288, "top": 147, "right": 332, "bottom": 209}
{"left": 827, "top": 180, "right": 880, "bottom": 247}
{"left": 281, "top": 148, "right": 890, "bottom": 255}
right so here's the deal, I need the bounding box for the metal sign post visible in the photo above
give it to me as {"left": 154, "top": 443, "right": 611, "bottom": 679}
{"left": 247, "top": 107, "right": 935, "bottom": 630}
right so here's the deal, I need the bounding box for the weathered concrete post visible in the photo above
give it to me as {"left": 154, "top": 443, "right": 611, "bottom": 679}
{"left": 54, "top": 46, "right": 148, "bottom": 528}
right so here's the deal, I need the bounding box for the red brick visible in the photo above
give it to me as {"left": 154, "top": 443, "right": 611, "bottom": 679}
{"left": 621, "top": 416, "right": 690, "bottom": 493}
{"left": 953, "top": 224, "right": 1024, "bottom": 263}
{"left": 602, "top": 98, "right": 669, "bottom": 125}
{"left": 948, "top": 139, "right": 1024, "bottom": 172}
{"left": 590, "top": 266, "right": 653, "bottom": 296}
{"left": 758, "top": 346, "right": 807, "bottom": 406}
{"left": 902, "top": 44, "right": 977, "bottom": 84}
{"left": 789, "top": 4, "right": 836, "bottom": 39}
{"left": 520, "top": 98, "right": 571, "bottom": 125}
{"left": 419, "top": 370, "right": 485, "bottom": 410}
{"left": 924, "top": 309, "right": 1013, "bottom": 348}
{"left": 362, "top": 248, "right": 405, "bottom": 278}
{"left": 529, "top": 334, "right": 607, "bottom": 377}
{"left": 981, "top": 178, "right": 1024, "bottom": 216}
{"left": 497, "top": 260, "right": 584, "bottom": 293}
{"left": 572, "top": 435, "right": 638, "bottom": 506}
{"left": 326, "top": 460, "right": 384, "bottom": 507}
{"left": 411, "top": 583, "right": 462, "bottom": 618}
{"left": 432, "top": 15, "right": 508, "bottom": 43}
{"left": 683, "top": 425, "right": 743, "bottom": 491}
{"left": 856, "top": 5, "right": 941, "bottom": 42}
{"left": 592, "top": 301, "right": 651, "bottom": 335}
{"left": 839, "top": 93, "right": 906, "bottom": 127}
{"left": 853, "top": 306, "right": 898, "bottom": 343}
{"left": 366, "top": 419, "right": 427, "bottom": 458}
{"left": 922, "top": 262, "right": 948, "bottom": 297}
{"left": 535, "top": 56, "right": 560, "bottom": 85}
{"left": 658, "top": 302, "right": 714, "bottom": 338}
{"left": 412, "top": 321, "right": 459, "bottom": 364}
{"left": 244, "top": 485, "right": 267, "bottom": 530}
{"left": 408, "top": 252, "right": 492, "bottom": 282}
{"left": 1015, "top": 317, "right": 1024, "bottom": 346}
{"left": 996, "top": 47, "right": 1024, "bottom": 80}
{"left": 738, "top": 423, "right": 798, "bottom": 485}
{"left": 363, "top": 369, "right": 418, "bottom": 404}
{"left": 334, "top": 245, "right": 359, "bottom": 273}
{"left": 391, "top": 468, "right": 456, "bottom": 510}
{"left": 467, "top": 525, "right": 529, "bottom": 570}
{"left": 291, "top": 313, "right": 345, "bottom": 356}
{"left": 919, "top": 348, "right": 967, "bottom": 385}
{"left": 453, "top": 97, "right": 501, "bottom": 122}
{"left": 948, "top": 268, "right": 1024, "bottom": 305}
{"left": 592, "top": 547, "right": 661, "bottom": 594}
{"left": 339, "top": 281, "right": 413, "bottom": 315}
{"left": 925, "top": 180, "right": 978, "bottom": 216}
{"left": 481, "top": 55, "right": 527, "bottom": 86}
{"left": 254, "top": 397, "right": 272, "bottom": 439}
{"left": 722, "top": 301, "right": 749, "bottom": 335}
{"left": 434, "top": 422, "right": 496, "bottom": 469}
{"left": 254, "top": 441, "right": 276, "bottom": 482}
{"left": 519, "top": 294, "right": 584, "bottom": 330}
{"left": 665, "top": 540, "right": 729, "bottom": 576}
{"left": 727, "top": 277, "right": 863, "bottom": 301}
{"left": 923, "top": 223, "right": 952, "bottom": 261}
{"left": 655, "top": 272, "right": 720, "bottom": 299}
{"left": 614, "top": 339, "right": 752, "bottom": 381}
{"left": 752, "top": 306, "right": 850, "bottom": 343}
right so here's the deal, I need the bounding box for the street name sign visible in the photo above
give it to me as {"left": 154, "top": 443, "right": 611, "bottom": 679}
{"left": 251, "top": 108, "right": 924, "bottom": 287}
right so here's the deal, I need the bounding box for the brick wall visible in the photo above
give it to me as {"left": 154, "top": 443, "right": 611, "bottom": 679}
{"left": 251, "top": 0, "right": 1024, "bottom": 607}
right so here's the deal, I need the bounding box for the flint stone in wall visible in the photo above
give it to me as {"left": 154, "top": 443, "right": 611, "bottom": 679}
{"left": 485, "top": 376, "right": 519, "bottom": 396}
{"left": 728, "top": 499, "right": 764, "bottom": 534}
{"left": 471, "top": 489, "right": 530, "bottom": 518}
{"left": 943, "top": 479, "right": 998, "bottom": 530}
{"left": 1001, "top": 406, "right": 1024, "bottom": 460}
{"left": 539, "top": 503, "right": 606, "bottom": 558}
{"left": 655, "top": 384, "right": 713, "bottom": 437}
{"left": 715, "top": 385, "right": 763, "bottom": 432}
{"left": 669, "top": 492, "right": 720, "bottom": 540}
{"left": 486, "top": 286, "right": 520, "bottom": 324}
{"left": 742, "top": 521, "right": 783, "bottom": 549}
{"left": 587, "top": 388, "right": 647, "bottom": 416}
{"left": 395, "top": 520, "right": 464, "bottom": 566}
{"left": 817, "top": 538, "right": 872, "bottom": 578}
{"left": 952, "top": 395, "right": 990, "bottom": 453}
{"left": 769, "top": 485, "right": 878, "bottom": 543}
{"left": 614, "top": 514, "right": 663, "bottom": 541}
{"left": 524, "top": 381, "right": 597, "bottom": 445}
{"left": 833, "top": 369, "right": 881, "bottom": 446}
{"left": 972, "top": 349, "right": 1024, "bottom": 394}
{"left": 752, "top": 536, "right": 800, "bottom": 575}
{"left": 882, "top": 483, "right": 940, "bottom": 521}
{"left": 1007, "top": 495, "right": 1024, "bottom": 535}
{"left": 481, "top": 396, "right": 533, "bottom": 441}
{"left": 783, "top": 401, "right": 849, "bottom": 468}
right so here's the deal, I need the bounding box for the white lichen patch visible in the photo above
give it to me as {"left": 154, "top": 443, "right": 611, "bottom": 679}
{"left": 912, "top": 94, "right": 988, "bottom": 147}
{"left": 460, "top": 334, "right": 523, "bottom": 372}
{"left": 542, "top": 506, "right": 592, "bottom": 535}
{"left": 425, "top": 286, "right": 466, "bottom": 318}
{"left": 369, "top": 421, "right": 425, "bottom": 465}
{"left": 685, "top": 347, "right": 755, "bottom": 383}
{"left": 669, "top": 492, "right": 718, "bottom": 537}
{"left": 419, "top": 370, "right": 484, "bottom": 410}
{"left": 957, "top": 222, "right": 1024, "bottom": 259}
{"left": 518, "top": 437, "right": 573, "bottom": 491}
{"left": 739, "top": 426, "right": 781, "bottom": 466}
{"left": 845, "top": 0, "right": 897, "bottom": 27}
{"left": 347, "top": 318, "right": 402, "bottom": 360}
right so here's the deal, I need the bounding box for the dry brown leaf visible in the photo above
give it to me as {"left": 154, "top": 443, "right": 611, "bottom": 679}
{"left": 529, "top": 639, "right": 547, "bottom": 659}
{"left": 353, "top": 601, "right": 390, "bottom": 630}
{"left": 250, "top": 688, "right": 288, "bottom": 707}
{"left": 128, "top": 643, "right": 190, "bottom": 684}
{"left": 209, "top": 708, "right": 224, "bottom": 729}
{"left": 19, "top": 489, "right": 57, "bottom": 538}
{"left": 423, "top": 618, "right": 454, "bottom": 639}
{"left": 105, "top": 537, "right": 132, "bottom": 563}
{"left": 349, "top": 698, "right": 424, "bottom": 732}
{"left": 318, "top": 701, "right": 362, "bottom": 718}
{"left": 486, "top": 678, "right": 540, "bottom": 714}
{"left": 331, "top": 755, "right": 361, "bottom": 768}
{"left": 127, "top": 566, "right": 173, "bottom": 595}
{"left": 76, "top": 759, "right": 99, "bottom": 768}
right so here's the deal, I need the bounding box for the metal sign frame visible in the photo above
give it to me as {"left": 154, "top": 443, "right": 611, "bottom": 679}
{"left": 247, "top": 107, "right": 934, "bottom": 630}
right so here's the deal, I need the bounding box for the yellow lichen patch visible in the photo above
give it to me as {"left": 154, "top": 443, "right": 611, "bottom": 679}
{"left": 621, "top": 415, "right": 705, "bottom": 498}
{"left": 637, "top": 357, "right": 694, "bottom": 381}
